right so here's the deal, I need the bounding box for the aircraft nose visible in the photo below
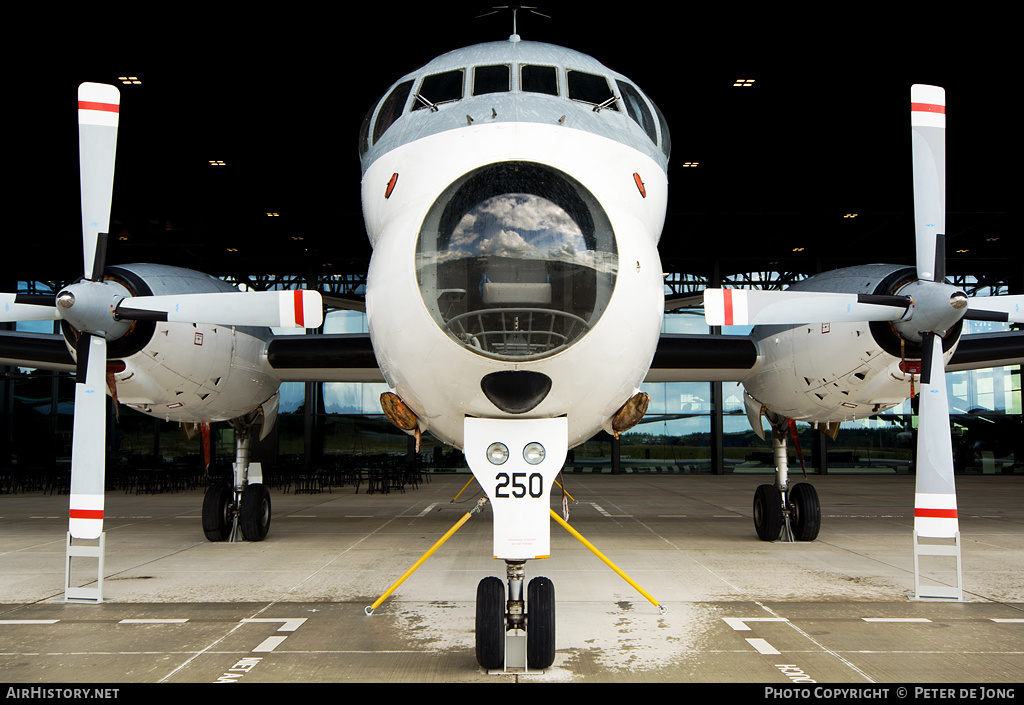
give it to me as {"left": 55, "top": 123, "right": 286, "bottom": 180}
{"left": 480, "top": 371, "right": 552, "bottom": 414}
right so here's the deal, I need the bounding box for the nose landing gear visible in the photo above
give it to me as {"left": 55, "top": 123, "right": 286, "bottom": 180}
{"left": 475, "top": 561, "right": 556, "bottom": 672}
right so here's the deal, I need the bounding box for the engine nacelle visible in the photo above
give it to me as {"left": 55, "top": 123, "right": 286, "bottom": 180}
{"left": 61, "top": 263, "right": 280, "bottom": 423}
{"left": 742, "top": 264, "right": 962, "bottom": 424}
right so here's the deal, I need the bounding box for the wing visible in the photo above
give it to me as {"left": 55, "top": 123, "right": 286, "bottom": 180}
{"left": 643, "top": 328, "right": 1024, "bottom": 384}
{"left": 0, "top": 330, "right": 76, "bottom": 372}
{"left": 946, "top": 330, "right": 1024, "bottom": 371}
{"left": 263, "top": 332, "right": 385, "bottom": 383}
{"left": 644, "top": 333, "right": 758, "bottom": 383}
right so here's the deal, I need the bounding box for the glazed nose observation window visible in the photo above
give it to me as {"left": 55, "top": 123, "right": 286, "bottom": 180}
{"left": 416, "top": 162, "right": 617, "bottom": 361}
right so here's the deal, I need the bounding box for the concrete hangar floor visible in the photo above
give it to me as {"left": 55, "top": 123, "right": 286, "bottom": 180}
{"left": 1, "top": 472, "right": 1022, "bottom": 684}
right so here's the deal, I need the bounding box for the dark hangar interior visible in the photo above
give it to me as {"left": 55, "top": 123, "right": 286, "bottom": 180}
{"left": 2, "top": 3, "right": 1020, "bottom": 480}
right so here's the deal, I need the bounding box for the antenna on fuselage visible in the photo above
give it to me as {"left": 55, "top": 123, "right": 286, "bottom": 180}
{"left": 476, "top": 5, "right": 552, "bottom": 41}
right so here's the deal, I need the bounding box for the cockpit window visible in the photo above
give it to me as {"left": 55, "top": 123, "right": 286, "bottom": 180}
{"left": 567, "top": 71, "right": 617, "bottom": 110}
{"left": 372, "top": 80, "right": 413, "bottom": 144}
{"left": 416, "top": 162, "right": 617, "bottom": 361}
{"left": 652, "top": 99, "right": 672, "bottom": 160}
{"left": 521, "top": 65, "right": 558, "bottom": 96}
{"left": 414, "top": 69, "right": 464, "bottom": 110}
{"left": 616, "top": 80, "right": 657, "bottom": 144}
{"left": 474, "top": 64, "right": 510, "bottom": 95}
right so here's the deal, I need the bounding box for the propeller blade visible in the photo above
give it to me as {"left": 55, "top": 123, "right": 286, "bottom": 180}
{"left": 1, "top": 293, "right": 59, "bottom": 322}
{"left": 914, "top": 332, "right": 959, "bottom": 539}
{"left": 116, "top": 289, "right": 324, "bottom": 329}
{"left": 78, "top": 83, "right": 119, "bottom": 281}
{"left": 703, "top": 288, "right": 910, "bottom": 326}
{"left": 68, "top": 334, "right": 108, "bottom": 540}
{"left": 911, "top": 84, "right": 946, "bottom": 282}
{"left": 964, "top": 295, "right": 1024, "bottom": 323}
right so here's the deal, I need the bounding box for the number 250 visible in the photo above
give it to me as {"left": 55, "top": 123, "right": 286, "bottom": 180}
{"left": 495, "top": 472, "right": 543, "bottom": 498}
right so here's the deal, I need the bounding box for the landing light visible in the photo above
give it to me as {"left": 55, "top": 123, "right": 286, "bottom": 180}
{"left": 487, "top": 442, "right": 509, "bottom": 465}
{"left": 523, "top": 442, "right": 546, "bottom": 465}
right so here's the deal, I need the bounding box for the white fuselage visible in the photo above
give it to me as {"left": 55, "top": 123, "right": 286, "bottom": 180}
{"left": 360, "top": 39, "right": 669, "bottom": 449}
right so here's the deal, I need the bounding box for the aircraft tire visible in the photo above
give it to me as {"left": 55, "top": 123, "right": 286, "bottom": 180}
{"left": 240, "top": 483, "right": 272, "bottom": 541}
{"left": 753, "top": 484, "right": 783, "bottom": 541}
{"left": 527, "top": 576, "right": 556, "bottom": 669}
{"left": 789, "top": 482, "right": 821, "bottom": 541}
{"left": 202, "top": 482, "right": 232, "bottom": 542}
{"left": 475, "top": 577, "right": 506, "bottom": 670}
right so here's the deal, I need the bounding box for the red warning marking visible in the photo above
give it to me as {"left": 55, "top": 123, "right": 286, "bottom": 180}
{"left": 293, "top": 291, "right": 305, "bottom": 328}
{"left": 915, "top": 508, "right": 958, "bottom": 519}
{"left": 78, "top": 101, "right": 119, "bottom": 113}
{"left": 911, "top": 102, "right": 944, "bottom": 114}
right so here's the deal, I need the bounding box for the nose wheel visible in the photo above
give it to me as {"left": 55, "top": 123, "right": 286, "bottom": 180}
{"left": 475, "top": 561, "right": 556, "bottom": 671}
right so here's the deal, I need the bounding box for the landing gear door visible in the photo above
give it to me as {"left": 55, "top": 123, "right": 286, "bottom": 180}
{"left": 464, "top": 417, "right": 568, "bottom": 561}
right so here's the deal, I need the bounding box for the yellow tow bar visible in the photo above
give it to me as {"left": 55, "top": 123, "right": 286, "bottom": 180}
{"left": 365, "top": 498, "right": 488, "bottom": 615}
{"left": 549, "top": 509, "right": 666, "bottom": 614}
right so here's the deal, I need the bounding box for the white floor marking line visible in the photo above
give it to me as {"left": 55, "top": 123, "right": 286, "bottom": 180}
{"left": 752, "top": 603, "right": 876, "bottom": 684}
{"left": 242, "top": 618, "right": 307, "bottom": 632}
{"left": 863, "top": 618, "right": 931, "bottom": 623}
{"left": 0, "top": 620, "right": 59, "bottom": 625}
{"left": 991, "top": 619, "right": 1024, "bottom": 623}
{"left": 589, "top": 502, "right": 630, "bottom": 518}
{"left": 724, "top": 617, "right": 789, "bottom": 631}
{"left": 252, "top": 636, "right": 288, "bottom": 653}
{"left": 746, "top": 638, "right": 781, "bottom": 655}
{"left": 119, "top": 619, "right": 189, "bottom": 624}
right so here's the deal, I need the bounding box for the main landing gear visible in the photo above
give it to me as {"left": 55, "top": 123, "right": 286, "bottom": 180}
{"left": 202, "top": 415, "right": 272, "bottom": 542}
{"left": 753, "top": 417, "right": 821, "bottom": 542}
{"left": 476, "top": 561, "right": 556, "bottom": 671}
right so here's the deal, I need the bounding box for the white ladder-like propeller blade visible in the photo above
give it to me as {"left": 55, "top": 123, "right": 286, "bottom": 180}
{"left": 79, "top": 83, "right": 119, "bottom": 281}
{"left": 703, "top": 288, "right": 910, "bottom": 326}
{"left": 69, "top": 334, "right": 108, "bottom": 539}
{"left": 911, "top": 84, "right": 946, "bottom": 283}
{"left": 116, "top": 289, "right": 324, "bottom": 329}
{"left": 914, "top": 332, "right": 958, "bottom": 538}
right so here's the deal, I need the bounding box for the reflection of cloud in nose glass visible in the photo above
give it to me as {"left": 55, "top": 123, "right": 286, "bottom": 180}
{"left": 451, "top": 193, "right": 586, "bottom": 261}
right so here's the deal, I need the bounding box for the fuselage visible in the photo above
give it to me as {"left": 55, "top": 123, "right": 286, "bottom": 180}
{"left": 359, "top": 37, "right": 671, "bottom": 449}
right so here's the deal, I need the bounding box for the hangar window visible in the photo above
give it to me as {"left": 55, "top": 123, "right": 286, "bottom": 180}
{"left": 617, "top": 80, "right": 657, "bottom": 144}
{"left": 414, "top": 69, "right": 464, "bottom": 110}
{"left": 567, "top": 70, "right": 617, "bottom": 110}
{"left": 474, "top": 64, "right": 510, "bottom": 95}
{"left": 372, "top": 80, "right": 413, "bottom": 144}
{"left": 521, "top": 64, "right": 558, "bottom": 96}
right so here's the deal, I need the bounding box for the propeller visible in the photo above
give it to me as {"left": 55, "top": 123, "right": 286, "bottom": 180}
{"left": 703, "top": 289, "right": 911, "bottom": 327}
{"left": 2, "top": 83, "right": 325, "bottom": 541}
{"left": 703, "top": 85, "right": 1021, "bottom": 539}
{"left": 906, "top": 87, "right": 958, "bottom": 538}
